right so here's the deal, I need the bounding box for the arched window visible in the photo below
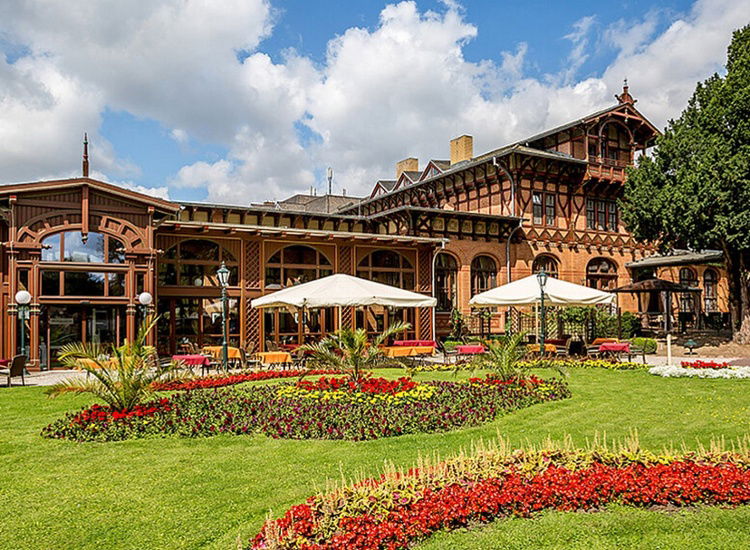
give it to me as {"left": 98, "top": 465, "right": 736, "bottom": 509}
{"left": 532, "top": 254, "right": 559, "bottom": 279}
{"left": 471, "top": 255, "right": 497, "bottom": 295}
{"left": 434, "top": 253, "right": 458, "bottom": 312}
{"left": 679, "top": 267, "right": 699, "bottom": 312}
{"left": 41, "top": 231, "right": 124, "bottom": 264}
{"left": 265, "top": 245, "right": 332, "bottom": 288}
{"left": 357, "top": 249, "right": 415, "bottom": 290}
{"left": 704, "top": 269, "right": 719, "bottom": 312}
{"left": 586, "top": 258, "right": 618, "bottom": 290}
{"left": 159, "top": 239, "right": 239, "bottom": 287}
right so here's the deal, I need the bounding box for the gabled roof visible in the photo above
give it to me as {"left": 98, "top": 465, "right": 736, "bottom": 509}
{"left": 521, "top": 101, "right": 661, "bottom": 147}
{"left": 0, "top": 177, "right": 180, "bottom": 213}
{"left": 370, "top": 179, "right": 397, "bottom": 198}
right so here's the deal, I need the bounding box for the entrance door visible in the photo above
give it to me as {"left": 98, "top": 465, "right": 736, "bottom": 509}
{"left": 41, "top": 305, "right": 125, "bottom": 368}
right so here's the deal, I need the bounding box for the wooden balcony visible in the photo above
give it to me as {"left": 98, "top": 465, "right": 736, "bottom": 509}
{"left": 587, "top": 156, "right": 629, "bottom": 182}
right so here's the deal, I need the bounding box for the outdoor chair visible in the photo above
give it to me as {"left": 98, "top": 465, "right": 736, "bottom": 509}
{"left": 265, "top": 339, "right": 280, "bottom": 352}
{"left": 1, "top": 355, "right": 27, "bottom": 387}
{"left": 242, "top": 343, "right": 261, "bottom": 370}
{"left": 436, "top": 341, "right": 458, "bottom": 365}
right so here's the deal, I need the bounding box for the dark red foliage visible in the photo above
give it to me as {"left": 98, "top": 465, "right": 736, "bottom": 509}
{"left": 154, "top": 369, "right": 343, "bottom": 391}
{"left": 252, "top": 461, "right": 750, "bottom": 550}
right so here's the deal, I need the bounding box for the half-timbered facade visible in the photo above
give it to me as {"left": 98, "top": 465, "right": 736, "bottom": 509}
{"left": 0, "top": 84, "right": 729, "bottom": 369}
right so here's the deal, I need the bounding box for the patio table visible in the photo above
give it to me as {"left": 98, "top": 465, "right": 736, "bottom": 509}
{"left": 202, "top": 346, "right": 243, "bottom": 360}
{"left": 393, "top": 340, "right": 436, "bottom": 347}
{"left": 455, "top": 345, "right": 486, "bottom": 355}
{"left": 526, "top": 343, "right": 557, "bottom": 354}
{"left": 256, "top": 351, "right": 292, "bottom": 365}
{"left": 172, "top": 354, "right": 211, "bottom": 367}
{"left": 598, "top": 342, "right": 631, "bottom": 353}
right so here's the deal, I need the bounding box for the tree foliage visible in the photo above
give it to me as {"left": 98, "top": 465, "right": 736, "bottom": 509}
{"left": 621, "top": 24, "right": 750, "bottom": 339}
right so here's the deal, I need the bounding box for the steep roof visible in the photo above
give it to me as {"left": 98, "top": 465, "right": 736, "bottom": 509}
{"left": 0, "top": 177, "right": 180, "bottom": 213}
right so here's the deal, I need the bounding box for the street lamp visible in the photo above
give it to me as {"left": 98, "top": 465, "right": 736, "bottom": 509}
{"left": 216, "top": 262, "right": 230, "bottom": 371}
{"left": 536, "top": 269, "right": 548, "bottom": 355}
{"left": 15, "top": 290, "right": 31, "bottom": 358}
{"left": 138, "top": 292, "right": 153, "bottom": 320}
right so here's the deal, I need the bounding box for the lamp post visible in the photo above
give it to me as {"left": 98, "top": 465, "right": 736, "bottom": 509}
{"left": 216, "top": 262, "right": 230, "bottom": 371}
{"left": 15, "top": 290, "right": 31, "bottom": 358}
{"left": 536, "top": 269, "right": 548, "bottom": 355}
{"left": 137, "top": 292, "right": 153, "bottom": 320}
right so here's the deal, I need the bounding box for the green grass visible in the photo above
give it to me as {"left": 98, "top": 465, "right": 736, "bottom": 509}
{"left": 1, "top": 369, "right": 749, "bottom": 550}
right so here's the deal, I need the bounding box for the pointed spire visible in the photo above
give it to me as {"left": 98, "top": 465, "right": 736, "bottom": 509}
{"left": 615, "top": 78, "right": 636, "bottom": 104}
{"left": 82, "top": 132, "right": 89, "bottom": 177}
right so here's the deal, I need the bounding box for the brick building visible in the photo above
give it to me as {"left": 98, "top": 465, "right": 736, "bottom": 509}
{"left": 0, "top": 85, "right": 728, "bottom": 369}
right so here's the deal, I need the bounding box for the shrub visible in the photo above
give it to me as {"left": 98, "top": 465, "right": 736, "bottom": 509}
{"left": 631, "top": 337, "right": 657, "bottom": 354}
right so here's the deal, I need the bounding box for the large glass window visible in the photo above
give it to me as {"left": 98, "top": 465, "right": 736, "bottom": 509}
{"left": 532, "top": 192, "right": 543, "bottom": 225}
{"left": 532, "top": 192, "right": 556, "bottom": 227}
{"left": 704, "top": 269, "right": 719, "bottom": 312}
{"left": 434, "top": 253, "right": 458, "bottom": 312}
{"left": 586, "top": 198, "right": 618, "bottom": 231}
{"left": 265, "top": 245, "right": 332, "bottom": 288}
{"left": 158, "top": 239, "right": 239, "bottom": 287}
{"left": 471, "top": 255, "right": 497, "bottom": 295}
{"left": 40, "top": 270, "right": 125, "bottom": 297}
{"left": 157, "top": 297, "right": 240, "bottom": 355}
{"left": 679, "top": 267, "right": 699, "bottom": 313}
{"left": 532, "top": 254, "right": 559, "bottom": 279}
{"left": 586, "top": 258, "right": 618, "bottom": 290}
{"left": 41, "top": 231, "right": 124, "bottom": 263}
{"left": 357, "top": 249, "right": 415, "bottom": 290}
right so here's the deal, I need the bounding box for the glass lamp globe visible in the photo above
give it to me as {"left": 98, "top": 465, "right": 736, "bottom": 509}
{"left": 15, "top": 290, "right": 32, "bottom": 305}
{"left": 138, "top": 292, "right": 153, "bottom": 306}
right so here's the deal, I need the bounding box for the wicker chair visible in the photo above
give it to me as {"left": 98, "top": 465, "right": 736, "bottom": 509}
{"left": 0, "top": 355, "right": 27, "bottom": 387}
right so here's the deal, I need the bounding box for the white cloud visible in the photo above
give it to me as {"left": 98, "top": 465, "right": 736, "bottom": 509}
{"left": 0, "top": 0, "right": 748, "bottom": 202}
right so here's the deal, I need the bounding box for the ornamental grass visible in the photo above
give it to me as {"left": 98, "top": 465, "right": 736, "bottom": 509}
{"left": 41, "top": 375, "right": 568, "bottom": 443}
{"left": 251, "top": 434, "right": 750, "bottom": 549}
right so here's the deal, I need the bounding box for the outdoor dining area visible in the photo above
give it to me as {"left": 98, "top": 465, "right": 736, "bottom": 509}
{"left": 2, "top": 270, "right": 644, "bottom": 385}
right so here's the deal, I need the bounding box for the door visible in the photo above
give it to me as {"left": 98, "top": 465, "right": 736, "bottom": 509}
{"left": 41, "top": 305, "right": 125, "bottom": 368}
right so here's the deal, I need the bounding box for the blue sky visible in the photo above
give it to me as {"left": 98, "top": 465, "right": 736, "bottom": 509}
{"left": 0, "top": 0, "right": 744, "bottom": 203}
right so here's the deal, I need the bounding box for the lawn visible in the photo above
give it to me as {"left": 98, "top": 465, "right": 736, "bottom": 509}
{"left": 1, "top": 369, "right": 749, "bottom": 550}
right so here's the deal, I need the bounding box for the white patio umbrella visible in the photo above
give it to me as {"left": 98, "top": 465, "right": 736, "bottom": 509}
{"left": 469, "top": 274, "right": 615, "bottom": 308}
{"left": 251, "top": 273, "right": 437, "bottom": 309}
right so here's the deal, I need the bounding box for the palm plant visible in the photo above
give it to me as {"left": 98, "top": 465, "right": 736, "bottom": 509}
{"left": 45, "top": 316, "right": 183, "bottom": 410}
{"left": 302, "top": 321, "right": 411, "bottom": 385}
{"left": 471, "top": 331, "right": 528, "bottom": 380}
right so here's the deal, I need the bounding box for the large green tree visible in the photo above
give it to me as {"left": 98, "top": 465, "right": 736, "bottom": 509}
{"left": 621, "top": 24, "right": 750, "bottom": 341}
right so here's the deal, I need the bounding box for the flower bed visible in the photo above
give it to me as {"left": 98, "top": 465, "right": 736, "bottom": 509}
{"left": 517, "top": 358, "right": 647, "bottom": 370}
{"left": 650, "top": 365, "right": 750, "bottom": 379}
{"left": 153, "top": 369, "right": 343, "bottom": 391}
{"left": 681, "top": 360, "right": 730, "bottom": 369}
{"left": 42, "top": 375, "right": 569, "bottom": 442}
{"left": 251, "top": 441, "right": 750, "bottom": 549}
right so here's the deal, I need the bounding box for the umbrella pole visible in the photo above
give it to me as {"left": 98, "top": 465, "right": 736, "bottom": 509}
{"left": 338, "top": 307, "right": 342, "bottom": 333}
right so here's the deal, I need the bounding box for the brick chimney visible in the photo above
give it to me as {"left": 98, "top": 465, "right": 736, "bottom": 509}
{"left": 396, "top": 157, "right": 419, "bottom": 178}
{"left": 450, "top": 135, "right": 473, "bottom": 165}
